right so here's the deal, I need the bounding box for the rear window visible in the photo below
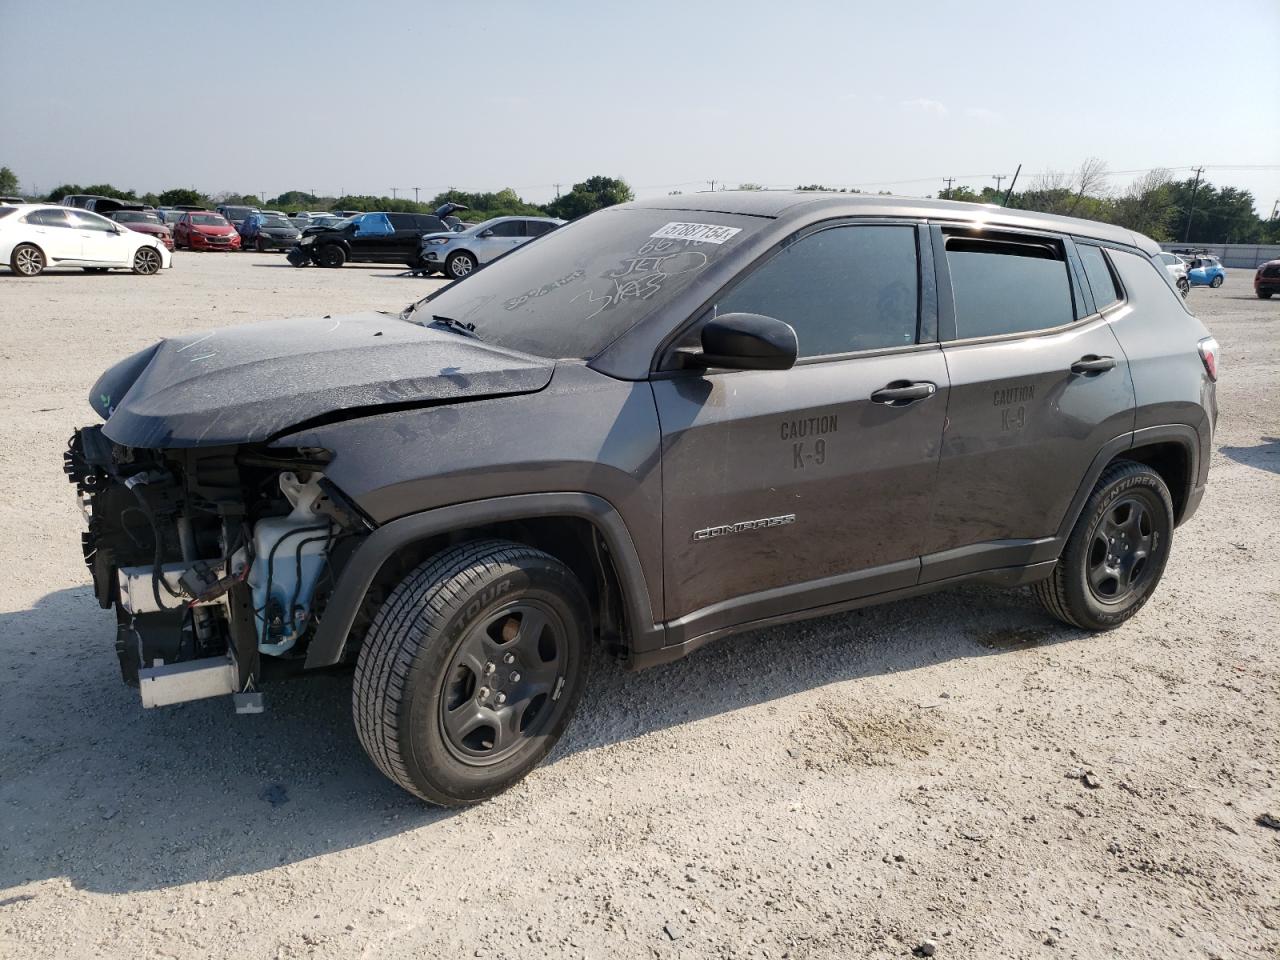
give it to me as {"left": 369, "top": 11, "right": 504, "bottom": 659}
{"left": 945, "top": 233, "right": 1076, "bottom": 339}
{"left": 413, "top": 207, "right": 765, "bottom": 359}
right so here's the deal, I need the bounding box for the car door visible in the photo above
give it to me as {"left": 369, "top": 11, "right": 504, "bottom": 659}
{"left": 475, "top": 219, "right": 523, "bottom": 264}
{"left": 387, "top": 213, "right": 425, "bottom": 262}
{"left": 919, "top": 227, "right": 1136, "bottom": 580}
{"left": 651, "top": 222, "right": 949, "bottom": 640}
{"left": 348, "top": 213, "right": 394, "bottom": 260}
{"left": 23, "top": 208, "right": 83, "bottom": 263}
{"left": 68, "top": 210, "right": 132, "bottom": 264}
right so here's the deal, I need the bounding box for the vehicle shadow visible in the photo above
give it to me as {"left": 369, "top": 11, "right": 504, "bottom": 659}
{"left": 1220, "top": 436, "right": 1280, "bottom": 474}
{"left": 0, "top": 580, "right": 1080, "bottom": 894}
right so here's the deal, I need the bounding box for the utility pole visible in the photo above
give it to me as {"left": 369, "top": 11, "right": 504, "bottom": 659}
{"left": 706, "top": 179, "right": 717, "bottom": 193}
{"left": 992, "top": 173, "right": 1007, "bottom": 194}
{"left": 413, "top": 187, "right": 420, "bottom": 204}
{"left": 1182, "top": 166, "right": 1205, "bottom": 243}
{"left": 391, "top": 187, "right": 398, "bottom": 200}
{"left": 1002, "top": 163, "right": 1022, "bottom": 206}
{"left": 941, "top": 177, "right": 954, "bottom": 199}
{"left": 1270, "top": 199, "right": 1278, "bottom": 221}
{"left": 553, "top": 183, "right": 562, "bottom": 199}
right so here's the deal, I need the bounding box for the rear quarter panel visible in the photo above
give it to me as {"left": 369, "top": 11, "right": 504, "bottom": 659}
{"left": 1105, "top": 248, "right": 1215, "bottom": 486}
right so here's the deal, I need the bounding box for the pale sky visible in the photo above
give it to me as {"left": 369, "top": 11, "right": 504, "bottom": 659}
{"left": 3, "top": 0, "right": 1278, "bottom": 213}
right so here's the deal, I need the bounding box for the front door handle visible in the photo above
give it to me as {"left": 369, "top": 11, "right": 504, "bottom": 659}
{"left": 1071, "top": 355, "right": 1117, "bottom": 374}
{"left": 870, "top": 381, "right": 937, "bottom": 405}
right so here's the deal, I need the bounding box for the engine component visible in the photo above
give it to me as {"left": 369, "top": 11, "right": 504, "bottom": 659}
{"left": 248, "top": 472, "right": 333, "bottom": 656}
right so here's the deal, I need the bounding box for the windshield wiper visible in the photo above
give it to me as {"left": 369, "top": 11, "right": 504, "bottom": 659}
{"left": 427, "top": 315, "right": 480, "bottom": 340}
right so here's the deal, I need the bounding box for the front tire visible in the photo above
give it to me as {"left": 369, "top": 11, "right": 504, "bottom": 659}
{"left": 317, "top": 244, "right": 346, "bottom": 268}
{"left": 1177, "top": 277, "right": 1190, "bottom": 298}
{"left": 1260, "top": 290, "right": 1274, "bottom": 300}
{"left": 446, "top": 251, "right": 476, "bottom": 279}
{"left": 1210, "top": 275, "right": 1224, "bottom": 288}
{"left": 132, "top": 246, "right": 162, "bottom": 275}
{"left": 10, "top": 243, "right": 45, "bottom": 276}
{"left": 1034, "top": 461, "right": 1174, "bottom": 631}
{"left": 353, "top": 540, "right": 592, "bottom": 806}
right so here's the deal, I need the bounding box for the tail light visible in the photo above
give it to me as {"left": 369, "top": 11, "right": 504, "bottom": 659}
{"left": 1197, "top": 336, "right": 1219, "bottom": 382}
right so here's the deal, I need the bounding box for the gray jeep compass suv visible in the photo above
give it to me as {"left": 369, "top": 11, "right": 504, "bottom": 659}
{"left": 65, "top": 191, "right": 1218, "bottom": 805}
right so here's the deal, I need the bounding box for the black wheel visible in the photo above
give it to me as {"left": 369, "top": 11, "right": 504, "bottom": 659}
{"left": 256, "top": 236, "right": 267, "bottom": 253}
{"left": 446, "top": 251, "right": 476, "bottom": 279}
{"left": 1260, "top": 290, "right": 1274, "bottom": 300}
{"left": 131, "top": 246, "right": 162, "bottom": 275}
{"left": 1034, "top": 461, "right": 1174, "bottom": 631}
{"left": 1210, "top": 275, "right": 1223, "bottom": 288}
{"left": 353, "top": 539, "right": 592, "bottom": 805}
{"left": 317, "top": 244, "right": 346, "bottom": 268}
{"left": 10, "top": 243, "right": 45, "bottom": 276}
{"left": 1177, "top": 277, "right": 1190, "bottom": 298}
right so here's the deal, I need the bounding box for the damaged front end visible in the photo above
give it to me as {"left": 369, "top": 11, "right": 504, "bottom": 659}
{"left": 64, "top": 426, "right": 369, "bottom": 712}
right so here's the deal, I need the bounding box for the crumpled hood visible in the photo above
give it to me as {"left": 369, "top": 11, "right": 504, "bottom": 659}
{"left": 92, "top": 313, "right": 554, "bottom": 448}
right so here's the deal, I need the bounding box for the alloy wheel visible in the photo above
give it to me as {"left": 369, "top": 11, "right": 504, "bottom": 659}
{"left": 14, "top": 246, "right": 43, "bottom": 276}
{"left": 439, "top": 601, "right": 565, "bottom": 765}
{"left": 133, "top": 247, "right": 161, "bottom": 275}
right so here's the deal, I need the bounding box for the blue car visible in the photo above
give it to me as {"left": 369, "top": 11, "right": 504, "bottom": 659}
{"left": 1186, "top": 255, "right": 1226, "bottom": 288}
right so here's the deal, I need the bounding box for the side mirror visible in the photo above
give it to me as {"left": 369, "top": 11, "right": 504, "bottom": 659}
{"left": 479, "top": 229, "right": 494, "bottom": 238}
{"left": 696, "top": 313, "right": 798, "bottom": 371}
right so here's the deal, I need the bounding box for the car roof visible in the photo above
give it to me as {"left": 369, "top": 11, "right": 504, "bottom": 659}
{"left": 620, "top": 190, "right": 1159, "bottom": 254}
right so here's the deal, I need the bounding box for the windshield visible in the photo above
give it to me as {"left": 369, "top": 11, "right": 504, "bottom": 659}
{"left": 191, "top": 214, "right": 228, "bottom": 226}
{"left": 409, "top": 207, "right": 762, "bottom": 359}
{"left": 262, "top": 217, "right": 292, "bottom": 229}
{"left": 114, "top": 212, "right": 160, "bottom": 223}
{"left": 222, "top": 206, "right": 254, "bottom": 219}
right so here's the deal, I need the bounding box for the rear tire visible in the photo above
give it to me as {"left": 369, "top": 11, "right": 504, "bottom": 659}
{"left": 1210, "top": 275, "right": 1224, "bottom": 288}
{"left": 256, "top": 236, "right": 267, "bottom": 253}
{"left": 353, "top": 539, "right": 592, "bottom": 806}
{"left": 1258, "top": 290, "right": 1273, "bottom": 300}
{"left": 1034, "top": 461, "right": 1174, "bottom": 631}
{"left": 10, "top": 243, "right": 45, "bottom": 276}
{"left": 317, "top": 244, "right": 346, "bottom": 268}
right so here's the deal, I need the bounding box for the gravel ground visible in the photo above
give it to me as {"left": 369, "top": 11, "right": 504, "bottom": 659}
{"left": 1, "top": 255, "right": 1276, "bottom": 960}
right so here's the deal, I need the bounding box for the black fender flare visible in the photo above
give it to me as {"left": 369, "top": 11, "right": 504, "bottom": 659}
{"left": 1052, "top": 423, "right": 1202, "bottom": 548}
{"left": 304, "top": 492, "right": 662, "bottom": 669}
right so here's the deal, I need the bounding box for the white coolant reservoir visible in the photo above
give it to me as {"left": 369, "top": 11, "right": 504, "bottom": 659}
{"left": 249, "top": 472, "right": 331, "bottom": 656}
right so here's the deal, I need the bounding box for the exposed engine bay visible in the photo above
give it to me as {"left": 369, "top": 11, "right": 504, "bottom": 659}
{"left": 64, "top": 425, "right": 369, "bottom": 711}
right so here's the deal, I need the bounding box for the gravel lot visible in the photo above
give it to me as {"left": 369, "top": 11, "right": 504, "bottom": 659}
{"left": 1, "top": 254, "right": 1276, "bottom": 959}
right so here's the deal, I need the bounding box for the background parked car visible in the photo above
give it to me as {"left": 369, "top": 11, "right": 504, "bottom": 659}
{"left": 0, "top": 196, "right": 25, "bottom": 205}
{"left": 215, "top": 204, "right": 259, "bottom": 235}
{"left": 418, "top": 216, "right": 565, "bottom": 278}
{"left": 1157, "top": 251, "right": 1191, "bottom": 297}
{"left": 156, "top": 208, "right": 187, "bottom": 226}
{"left": 239, "top": 213, "right": 301, "bottom": 251}
{"left": 287, "top": 211, "right": 450, "bottom": 268}
{"left": 59, "top": 194, "right": 112, "bottom": 209}
{"left": 173, "top": 211, "right": 241, "bottom": 251}
{"left": 105, "top": 208, "right": 174, "bottom": 251}
{"left": 1, "top": 203, "right": 170, "bottom": 276}
{"left": 1255, "top": 258, "right": 1280, "bottom": 299}
{"left": 1186, "top": 255, "right": 1227, "bottom": 288}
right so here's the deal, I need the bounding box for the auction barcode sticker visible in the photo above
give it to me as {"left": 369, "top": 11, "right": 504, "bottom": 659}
{"left": 649, "top": 222, "right": 743, "bottom": 245}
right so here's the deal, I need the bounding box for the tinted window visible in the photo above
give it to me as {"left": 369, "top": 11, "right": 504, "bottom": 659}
{"left": 68, "top": 211, "right": 114, "bottom": 232}
{"left": 1077, "top": 244, "right": 1122, "bottom": 309}
{"left": 945, "top": 235, "right": 1075, "bottom": 338}
{"left": 387, "top": 213, "right": 417, "bottom": 230}
{"left": 413, "top": 214, "right": 447, "bottom": 232}
{"left": 485, "top": 220, "right": 522, "bottom": 238}
{"left": 353, "top": 213, "right": 392, "bottom": 236}
{"left": 713, "top": 225, "right": 919, "bottom": 357}
{"left": 26, "top": 209, "right": 71, "bottom": 227}
{"left": 414, "top": 207, "right": 764, "bottom": 359}
{"left": 526, "top": 221, "right": 557, "bottom": 237}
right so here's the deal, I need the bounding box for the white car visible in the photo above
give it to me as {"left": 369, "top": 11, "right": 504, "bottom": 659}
{"left": 1, "top": 203, "right": 172, "bottom": 277}
{"left": 1157, "top": 251, "right": 1190, "bottom": 297}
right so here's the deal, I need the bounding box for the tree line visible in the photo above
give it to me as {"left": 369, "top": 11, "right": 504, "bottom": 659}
{"left": 3, "top": 160, "right": 1276, "bottom": 243}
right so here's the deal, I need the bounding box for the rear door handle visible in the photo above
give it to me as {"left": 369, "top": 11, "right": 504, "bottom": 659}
{"left": 1071, "top": 355, "right": 1117, "bottom": 374}
{"left": 870, "top": 381, "right": 937, "bottom": 405}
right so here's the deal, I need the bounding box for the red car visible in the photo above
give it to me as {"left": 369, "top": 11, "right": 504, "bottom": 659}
{"left": 105, "top": 209, "right": 175, "bottom": 251}
{"left": 1255, "top": 258, "right": 1280, "bottom": 300}
{"left": 174, "top": 211, "right": 241, "bottom": 251}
